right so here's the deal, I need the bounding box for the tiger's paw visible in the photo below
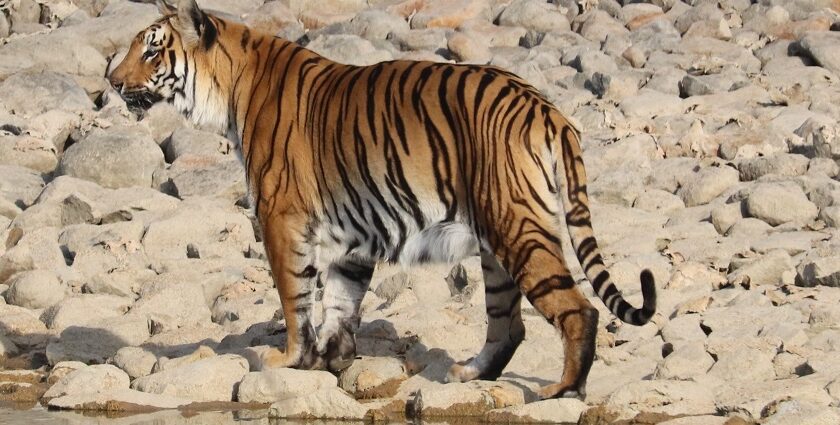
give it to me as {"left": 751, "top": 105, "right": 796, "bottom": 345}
{"left": 445, "top": 360, "right": 479, "bottom": 383}
{"left": 258, "top": 347, "right": 300, "bottom": 370}
{"left": 537, "top": 383, "right": 585, "bottom": 400}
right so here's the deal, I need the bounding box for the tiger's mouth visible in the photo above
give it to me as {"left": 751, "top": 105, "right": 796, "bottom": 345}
{"left": 120, "top": 89, "right": 164, "bottom": 115}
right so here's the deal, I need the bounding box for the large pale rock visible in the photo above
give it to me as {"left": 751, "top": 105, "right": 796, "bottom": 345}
{"left": 268, "top": 387, "right": 369, "bottom": 420}
{"left": 41, "top": 294, "right": 132, "bottom": 331}
{"left": 47, "top": 388, "right": 190, "bottom": 411}
{"left": 654, "top": 341, "right": 715, "bottom": 380}
{"left": 0, "top": 303, "right": 50, "bottom": 347}
{"left": 677, "top": 166, "right": 739, "bottom": 207}
{"left": 338, "top": 356, "right": 406, "bottom": 397}
{"left": 746, "top": 182, "right": 818, "bottom": 226}
{"left": 48, "top": 361, "right": 88, "bottom": 385}
{"left": 45, "top": 315, "right": 150, "bottom": 365}
{"left": 58, "top": 126, "right": 165, "bottom": 189}
{"left": 5, "top": 270, "right": 66, "bottom": 309}
{"left": 242, "top": 1, "right": 298, "bottom": 35}
{"left": 0, "top": 334, "right": 20, "bottom": 357}
{"left": 799, "top": 31, "right": 840, "bottom": 76}
{"left": 141, "top": 199, "right": 255, "bottom": 261}
{"left": 43, "top": 364, "right": 129, "bottom": 400}
{"left": 0, "top": 165, "right": 46, "bottom": 210}
{"left": 128, "top": 281, "right": 211, "bottom": 334}
{"left": 155, "top": 155, "right": 246, "bottom": 202}
{"left": 715, "top": 377, "right": 835, "bottom": 420}
{"left": 335, "top": 8, "right": 408, "bottom": 42}
{"left": 447, "top": 31, "right": 491, "bottom": 63}
{"left": 112, "top": 347, "right": 157, "bottom": 380}
{"left": 163, "top": 128, "right": 232, "bottom": 162}
{"left": 0, "top": 227, "right": 66, "bottom": 285}
{"left": 727, "top": 250, "right": 794, "bottom": 287}
{"left": 498, "top": 0, "right": 570, "bottom": 33}
{"left": 131, "top": 354, "right": 248, "bottom": 402}
{"left": 796, "top": 255, "right": 840, "bottom": 288}
{"left": 306, "top": 34, "right": 393, "bottom": 66}
{"left": 796, "top": 116, "right": 840, "bottom": 160}
{"left": 604, "top": 380, "right": 717, "bottom": 418}
{"left": 738, "top": 153, "right": 810, "bottom": 181}
{"left": 763, "top": 399, "right": 840, "bottom": 425}
{"left": 0, "top": 135, "right": 58, "bottom": 174}
{"left": 238, "top": 368, "right": 338, "bottom": 404}
{"left": 484, "top": 398, "right": 586, "bottom": 423}
{"left": 0, "top": 71, "right": 94, "bottom": 117}
{"left": 619, "top": 89, "right": 683, "bottom": 119}
{"left": 140, "top": 102, "right": 188, "bottom": 145}
{"left": 411, "top": 0, "right": 488, "bottom": 29}
{"left": 210, "top": 288, "right": 280, "bottom": 334}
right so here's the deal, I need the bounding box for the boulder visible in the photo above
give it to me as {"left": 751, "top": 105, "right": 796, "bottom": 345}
{"left": 58, "top": 126, "right": 165, "bottom": 189}
{"left": 306, "top": 34, "right": 393, "bottom": 66}
{"left": 604, "top": 380, "right": 717, "bottom": 418}
{"left": 155, "top": 155, "right": 246, "bottom": 202}
{"left": 796, "top": 255, "right": 840, "bottom": 288}
{"left": 141, "top": 199, "right": 256, "bottom": 262}
{"left": 43, "top": 364, "right": 129, "bottom": 400}
{"left": 112, "top": 347, "right": 157, "bottom": 380}
{"left": 0, "top": 303, "right": 50, "bottom": 347}
{"left": 338, "top": 356, "right": 406, "bottom": 397}
{"left": 45, "top": 315, "right": 150, "bottom": 365}
{"left": 131, "top": 354, "right": 249, "bottom": 402}
{"left": 410, "top": 0, "right": 488, "bottom": 30}
{"left": 497, "top": 0, "right": 570, "bottom": 34}
{"left": 47, "top": 388, "right": 190, "bottom": 411}
{"left": 738, "top": 153, "right": 809, "bottom": 181}
{"left": 677, "top": 166, "right": 739, "bottom": 207}
{"left": 4, "top": 270, "right": 66, "bottom": 309}
{"left": 238, "top": 368, "right": 338, "bottom": 404}
{"left": 0, "top": 227, "right": 66, "bottom": 285}
{"left": 654, "top": 341, "right": 715, "bottom": 380}
{"left": 798, "top": 31, "right": 840, "bottom": 76}
{"left": 0, "top": 135, "right": 58, "bottom": 173}
{"left": 41, "top": 294, "right": 132, "bottom": 331}
{"left": 268, "top": 387, "right": 369, "bottom": 420}
{"left": 484, "top": 398, "right": 586, "bottom": 423}
{"left": 0, "top": 71, "right": 94, "bottom": 117}
{"left": 746, "top": 182, "right": 818, "bottom": 226}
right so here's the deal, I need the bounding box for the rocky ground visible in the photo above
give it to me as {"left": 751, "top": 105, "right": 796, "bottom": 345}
{"left": 0, "top": 0, "right": 840, "bottom": 424}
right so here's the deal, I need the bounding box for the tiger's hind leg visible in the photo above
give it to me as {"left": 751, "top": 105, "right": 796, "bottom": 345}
{"left": 315, "top": 257, "right": 374, "bottom": 372}
{"left": 491, "top": 213, "right": 599, "bottom": 399}
{"left": 447, "top": 250, "right": 525, "bottom": 382}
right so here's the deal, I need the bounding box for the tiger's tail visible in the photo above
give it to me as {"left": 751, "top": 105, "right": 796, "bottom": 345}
{"left": 550, "top": 114, "right": 656, "bottom": 326}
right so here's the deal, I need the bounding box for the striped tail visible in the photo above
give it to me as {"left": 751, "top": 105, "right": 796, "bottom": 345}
{"left": 552, "top": 116, "right": 656, "bottom": 326}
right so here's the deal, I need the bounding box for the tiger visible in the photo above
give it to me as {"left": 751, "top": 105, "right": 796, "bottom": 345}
{"left": 108, "top": 0, "right": 656, "bottom": 399}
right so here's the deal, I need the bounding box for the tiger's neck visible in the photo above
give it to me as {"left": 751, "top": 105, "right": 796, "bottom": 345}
{"left": 227, "top": 31, "right": 326, "bottom": 167}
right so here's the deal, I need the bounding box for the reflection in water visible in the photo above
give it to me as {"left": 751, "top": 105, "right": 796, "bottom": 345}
{"left": 0, "top": 408, "right": 410, "bottom": 425}
{"left": 0, "top": 406, "right": 577, "bottom": 425}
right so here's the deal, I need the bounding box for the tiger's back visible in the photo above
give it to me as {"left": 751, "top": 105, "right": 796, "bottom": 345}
{"left": 109, "top": 0, "right": 656, "bottom": 399}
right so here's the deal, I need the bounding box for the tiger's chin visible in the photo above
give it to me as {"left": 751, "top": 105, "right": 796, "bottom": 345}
{"left": 120, "top": 90, "right": 165, "bottom": 115}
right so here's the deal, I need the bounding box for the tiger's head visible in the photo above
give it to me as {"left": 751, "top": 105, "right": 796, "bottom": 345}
{"left": 109, "top": 0, "right": 230, "bottom": 130}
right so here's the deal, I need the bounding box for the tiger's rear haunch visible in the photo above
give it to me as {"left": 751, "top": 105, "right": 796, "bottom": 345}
{"left": 110, "top": 0, "right": 656, "bottom": 399}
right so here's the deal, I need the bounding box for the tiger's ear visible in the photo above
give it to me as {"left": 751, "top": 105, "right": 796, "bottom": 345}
{"left": 156, "top": 0, "right": 176, "bottom": 16}
{"left": 173, "top": 0, "right": 217, "bottom": 49}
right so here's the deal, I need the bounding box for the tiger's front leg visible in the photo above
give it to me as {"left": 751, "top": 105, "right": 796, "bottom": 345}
{"left": 259, "top": 215, "right": 323, "bottom": 370}
{"left": 316, "top": 258, "right": 375, "bottom": 372}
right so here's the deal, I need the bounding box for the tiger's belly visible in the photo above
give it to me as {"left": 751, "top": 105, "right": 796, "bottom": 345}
{"left": 313, "top": 206, "right": 479, "bottom": 269}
